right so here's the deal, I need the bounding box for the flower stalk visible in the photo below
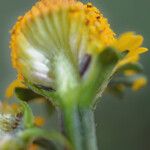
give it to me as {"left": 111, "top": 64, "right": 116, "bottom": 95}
{"left": 61, "top": 102, "right": 98, "bottom": 150}
{"left": 62, "top": 104, "right": 83, "bottom": 150}
{"left": 79, "top": 107, "right": 98, "bottom": 150}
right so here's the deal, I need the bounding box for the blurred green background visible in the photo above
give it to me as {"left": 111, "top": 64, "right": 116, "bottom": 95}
{"left": 0, "top": 0, "right": 149, "bottom": 149}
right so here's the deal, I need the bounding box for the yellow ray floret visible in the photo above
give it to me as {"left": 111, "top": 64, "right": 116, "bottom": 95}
{"left": 113, "top": 32, "right": 148, "bottom": 67}
{"left": 132, "top": 77, "right": 147, "bottom": 91}
{"left": 5, "top": 79, "right": 25, "bottom": 98}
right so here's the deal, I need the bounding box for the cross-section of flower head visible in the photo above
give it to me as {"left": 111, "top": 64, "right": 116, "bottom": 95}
{"left": 10, "top": 0, "right": 148, "bottom": 97}
{"left": 10, "top": 0, "right": 115, "bottom": 88}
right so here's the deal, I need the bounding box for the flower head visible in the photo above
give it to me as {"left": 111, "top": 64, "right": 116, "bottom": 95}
{"left": 10, "top": 0, "right": 147, "bottom": 95}
{"left": 10, "top": 0, "right": 115, "bottom": 88}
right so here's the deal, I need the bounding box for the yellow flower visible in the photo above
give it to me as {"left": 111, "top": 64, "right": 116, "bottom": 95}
{"left": 132, "top": 77, "right": 147, "bottom": 91}
{"left": 10, "top": 0, "right": 147, "bottom": 88}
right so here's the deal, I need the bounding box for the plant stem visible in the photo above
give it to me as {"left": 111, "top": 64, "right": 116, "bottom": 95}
{"left": 63, "top": 105, "right": 98, "bottom": 150}
{"left": 63, "top": 104, "right": 83, "bottom": 150}
{"left": 79, "top": 107, "right": 98, "bottom": 150}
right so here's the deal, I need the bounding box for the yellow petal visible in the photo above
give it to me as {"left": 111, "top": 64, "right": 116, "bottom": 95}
{"left": 5, "top": 79, "right": 26, "bottom": 98}
{"left": 114, "top": 32, "right": 144, "bottom": 51}
{"left": 114, "top": 32, "right": 148, "bottom": 67}
{"left": 134, "top": 47, "right": 148, "bottom": 54}
{"left": 114, "top": 32, "right": 135, "bottom": 51}
{"left": 118, "top": 55, "right": 139, "bottom": 67}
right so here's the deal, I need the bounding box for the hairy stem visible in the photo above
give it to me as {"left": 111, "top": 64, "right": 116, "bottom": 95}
{"left": 63, "top": 105, "right": 83, "bottom": 150}
{"left": 79, "top": 107, "right": 98, "bottom": 150}
{"left": 63, "top": 105, "right": 98, "bottom": 150}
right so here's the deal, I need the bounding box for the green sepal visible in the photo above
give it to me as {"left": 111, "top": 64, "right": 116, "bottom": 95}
{"left": 106, "top": 73, "right": 147, "bottom": 98}
{"left": 106, "top": 84, "right": 125, "bottom": 98}
{"left": 24, "top": 80, "right": 59, "bottom": 106}
{"left": 106, "top": 62, "right": 146, "bottom": 98}
{"left": 109, "top": 74, "right": 147, "bottom": 87}
{"left": 19, "top": 101, "right": 34, "bottom": 128}
{"left": 15, "top": 87, "right": 55, "bottom": 115}
{"left": 15, "top": 87, "right": 43, "bottom": 102}
{"left": 78, "top": 47, "right": 121, "bottom": 107}
{"left": 117, "top": 63, "right": 143, "bottom": 73}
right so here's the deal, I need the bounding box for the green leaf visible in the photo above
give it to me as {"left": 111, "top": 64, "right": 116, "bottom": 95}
{"left": 15, "top": 88, "right": 43, "bottom": 102}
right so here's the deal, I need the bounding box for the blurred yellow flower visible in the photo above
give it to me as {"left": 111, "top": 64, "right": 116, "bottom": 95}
{"left": 34, "top": 116, "right": 45, "bottom": 127}
{"left": 132, "top": 77, "right": 147, "bottom": 91}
